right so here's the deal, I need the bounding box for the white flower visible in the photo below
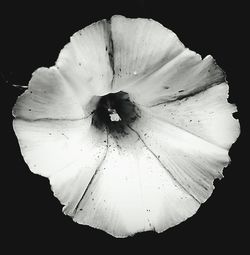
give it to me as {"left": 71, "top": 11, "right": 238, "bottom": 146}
{"left": 12, "top": 15, "right": 240, "bottom": 238}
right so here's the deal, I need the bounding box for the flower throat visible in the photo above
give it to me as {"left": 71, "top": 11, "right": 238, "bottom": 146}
{"left": 91, "top": 92, "right": 139, "bottom": 135}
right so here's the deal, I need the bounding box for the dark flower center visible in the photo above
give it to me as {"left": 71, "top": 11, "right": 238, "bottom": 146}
{"left": 92, "top": 92, "right": 139, "bottom": 136}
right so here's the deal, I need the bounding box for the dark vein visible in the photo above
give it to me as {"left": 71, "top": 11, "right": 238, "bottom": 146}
{"left": 73, "top": 132, "right": 109, "bottom": 214}
{"left": 13, "top": 115, "right": 88, "bottom": 123}
{"left": 150, "top": 79, "right": 224, "bottom": 107}
{"left": 107, "top": 19, "right": 115, "bottom": 89}
{"left": 127, "top": 125, "right": 201, "bottom": 205}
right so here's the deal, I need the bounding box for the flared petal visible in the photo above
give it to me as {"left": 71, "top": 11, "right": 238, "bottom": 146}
{"left": 13, "top": 117, "right": 108, "bottom": 214}
{"left": 129, "top": 85, "right": 239, "bottom": 203}
{"left": 13, "top": 19, "right": 114, "bottom": 121}
{"left": 111, "top": 15, "right": 185, "bottom": 93}
{"left": 111, "top": 16, "right": 224, "bottom": 107}
{"left": 71, "top": 131, "right": 199, "bottom": 237}
{"left": 56, "top": 19, "right": 113, "bottom": 106}
{"left": 140, "top": 83, "right": 240, "bottom": 150}
{"left": 128, "top": 54, "right": 224, "bottom": 106}
{"left": 12, "top": 67, "right": 84, "bottom": 120}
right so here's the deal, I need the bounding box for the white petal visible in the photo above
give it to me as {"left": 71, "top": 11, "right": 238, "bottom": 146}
{"left": 128, "top": 54, "right": 224, "bottom": 106}
{"left": 141, "top": 83, "right": 240, "bottom": 150}
{"left": 13, "top": 19, "right": 114, "bottom": 121}
{"left": 72, "top": 131, "right": 200, "bottom": 237}
{"left": 111, "top": 15, "right": 185, "bottom": 93}
{"left": 110, "top": 16, "right": 224, "bottom": 107}
{"left": 12, "top": 67, "right": 84, "bottom": 120}
{"left": 13, "top": 117, "right": 107, "bottom": 214}
{"left": 56, "top": 19, "right": 113, "bottom": 105}
{"left": 129, "top": 98, "right": 238, "bottom": 203}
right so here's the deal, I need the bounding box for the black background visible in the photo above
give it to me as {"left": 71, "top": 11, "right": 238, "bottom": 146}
{"left": 1, "top": 1, "right": 247, "bottom": 253}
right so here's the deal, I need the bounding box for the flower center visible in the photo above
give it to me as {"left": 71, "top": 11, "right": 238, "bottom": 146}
{"left": 91, "top": 92, "right": 139, "bottom": 136}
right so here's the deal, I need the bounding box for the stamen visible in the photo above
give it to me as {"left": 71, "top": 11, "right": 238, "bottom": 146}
{"left": 109, "top": 109, "right": 121, "bottom": 122}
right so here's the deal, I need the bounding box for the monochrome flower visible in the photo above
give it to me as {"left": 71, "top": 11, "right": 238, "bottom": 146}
{"left": 13, "top": 15, "right": 240, "bottom": 237}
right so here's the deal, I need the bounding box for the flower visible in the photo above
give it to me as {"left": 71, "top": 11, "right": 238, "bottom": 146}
{"left": 12, "top": 15, "right": 240, "bottom": 238}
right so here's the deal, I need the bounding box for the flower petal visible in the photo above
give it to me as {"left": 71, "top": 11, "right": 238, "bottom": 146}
{"left": 129, "top": 84, "right": 239, "bottom": 203}
{"left": 110, "top": 16, "right": 224, "bottom": 107}
{"left": 140, "top": 83, "right": 240, "bottom": 150}
{"left": 128, "top": 54, "right": 225, "bottom": 106}
{"left": 56, "top": 19, "right": 113, "bottom": 104}
{"left": 13, "top": 19, "right": 114, "bottom": 121}
{"left": 12, "top": 67, "right": 84, "bottom": 120}
{"left": 13, "top": 117, "right": 108, "bottom": 215}
{"left": 111, "top": 15, "right": 185, "bottom": 93}
{"left": 71, "top": 131, "right": 200, "bottom": 237}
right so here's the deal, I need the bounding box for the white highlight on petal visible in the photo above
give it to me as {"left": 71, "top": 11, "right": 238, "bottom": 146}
{"left": 13, "top": 117, "right": 107, "bottom": 180}
{"left": 72, "top": 131, "right": 200, "bottom": 237}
